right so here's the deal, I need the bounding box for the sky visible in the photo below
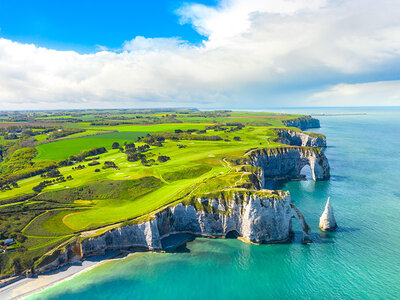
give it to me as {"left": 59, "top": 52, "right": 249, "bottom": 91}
{"left": 0, "top": 0, "right": 400, "bottom": 110}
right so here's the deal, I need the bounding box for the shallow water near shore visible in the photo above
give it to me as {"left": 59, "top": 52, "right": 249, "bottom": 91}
{"left": 28, "top": 108, "right": 400, "bottom": 299}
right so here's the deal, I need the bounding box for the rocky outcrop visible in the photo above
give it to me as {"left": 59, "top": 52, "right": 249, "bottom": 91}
{"left": 319, "top": 197, "right": 337, "bottom": 231}
{"left": 283, "top": 116, "right": 320, "bottom": 130}
{"left": 247, "top": 147, "right": 330, "bottom": 181}
{"left": 81, "top": 191, "right": 311, "bottom": 257}
{"left": 36, "top": 242, "right": 83, "bottom": 274}
{"left": 273, "top": 128, "right": 326, "bottom": 148}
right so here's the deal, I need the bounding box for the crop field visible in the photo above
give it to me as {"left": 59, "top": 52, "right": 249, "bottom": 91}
{"left": 0, "top": 109, "right": 320, "bottom": 276}
{"left": 35, "top": 131, "right": 149, "bottom": 160}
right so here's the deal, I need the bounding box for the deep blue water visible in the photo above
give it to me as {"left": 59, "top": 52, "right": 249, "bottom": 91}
{"left": 29, "top": 108, "right": 400, "bottom": 299}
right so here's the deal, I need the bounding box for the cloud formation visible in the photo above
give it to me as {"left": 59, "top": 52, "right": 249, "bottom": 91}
{"left": 1, "top": 0, "right": 400, "bottom": 109}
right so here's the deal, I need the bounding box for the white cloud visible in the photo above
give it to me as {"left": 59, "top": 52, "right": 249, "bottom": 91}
{"left": 1, "top": 0, "right": 400, "bottom": 109}
{"left": 308, "top": 81, "right": 400, "bottom": 106}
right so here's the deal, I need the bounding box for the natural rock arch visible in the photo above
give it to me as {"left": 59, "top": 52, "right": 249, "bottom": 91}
{"left": 247, "top": 147, "right": 330, "bottom": 182}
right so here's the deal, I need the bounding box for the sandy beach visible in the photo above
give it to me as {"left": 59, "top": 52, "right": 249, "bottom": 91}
{"left": 0, "top": 251, "right": 123, "bottom": 300}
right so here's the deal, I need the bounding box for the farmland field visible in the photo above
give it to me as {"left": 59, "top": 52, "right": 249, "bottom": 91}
{"left": 35, "top": 131, "right": 149, "bottom": 160}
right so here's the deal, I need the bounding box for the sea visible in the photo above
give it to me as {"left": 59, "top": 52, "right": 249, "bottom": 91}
{"left": 28, "top": 107, "right": 400, "bottom": 299}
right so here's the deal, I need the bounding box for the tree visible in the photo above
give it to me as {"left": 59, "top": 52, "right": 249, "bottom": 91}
{"left": 233, "top": 136, "right": 241, "bottom": 141}
{"left": 157, "top": 156, "right": 170, "bottom": 163}
{"left": 125, "top": 142, "right": 136, "bottom": 150}
{"left": 112, "top": 142, "right": 120, "bottom": 149}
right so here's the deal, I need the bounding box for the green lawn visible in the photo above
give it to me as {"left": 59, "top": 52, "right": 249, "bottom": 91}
{"left": 35, "top": 131, "right": 148, "bottom": 160}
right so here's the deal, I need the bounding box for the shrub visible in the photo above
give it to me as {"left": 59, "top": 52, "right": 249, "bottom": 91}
{"left": 157, "top": 156, "right": 170, "bottom": 163}
{"left": 127, "top": 152, "right": 145, "bottom": 162}
{"left": 41, "top": 169, "right": 61, "bottom": 178}
{"left": 102, "top": 161, "right": 116, "bottom": 169}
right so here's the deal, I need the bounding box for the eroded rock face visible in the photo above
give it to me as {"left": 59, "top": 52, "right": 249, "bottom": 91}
{"left": 319, "top": 197, "right": 337, "bottom": 231}
{"left": 247, "top": 147, "right": 330, "bottom": 181}
{"left": 274, "top": 129, "right": 326, "bottom": 148}
{"left": 282, "top": 116, "right": 320, "bottom": 130}
{"left": 81, "top": 192, "right": 312, "bottom": 256}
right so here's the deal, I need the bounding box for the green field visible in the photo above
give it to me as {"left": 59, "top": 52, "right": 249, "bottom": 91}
{"left": 84, "top": 123, "right": 210, "bottom": 132}
{"left": 35, "top": 131, "right": 149, "bottom": 160}
{"left": 0, "top": 109, "right": 321, "bottom": 276}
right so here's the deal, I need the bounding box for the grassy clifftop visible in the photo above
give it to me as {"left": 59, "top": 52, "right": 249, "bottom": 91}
{"left": 0, "top": 109, "right": 324, "bottom": 276}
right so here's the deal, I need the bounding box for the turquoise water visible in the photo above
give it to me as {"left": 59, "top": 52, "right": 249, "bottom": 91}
{"left": 30, "top": 108, "right": 400, "bottom": 299}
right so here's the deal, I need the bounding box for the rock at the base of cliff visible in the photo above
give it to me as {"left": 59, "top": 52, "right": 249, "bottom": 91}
{"left": 319, "top": 197, "right": 337, "bottom": 231}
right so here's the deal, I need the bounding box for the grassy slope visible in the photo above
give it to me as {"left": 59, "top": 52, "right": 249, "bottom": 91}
{"left": 0, "top": 111, "right": 316, "bottom": 275}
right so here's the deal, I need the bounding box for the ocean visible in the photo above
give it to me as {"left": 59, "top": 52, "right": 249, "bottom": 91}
{"left": 28, "top": 108, "right": 400, "bottom": 299}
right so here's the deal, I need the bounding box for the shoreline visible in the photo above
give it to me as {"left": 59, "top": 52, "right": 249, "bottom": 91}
{"left": 0, "top": 250, "right": 131, "bottom": 300}
{"left": 0, "top": 232, "right": 202, "bottom": 299}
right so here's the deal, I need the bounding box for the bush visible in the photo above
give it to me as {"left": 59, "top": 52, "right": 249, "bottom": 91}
{"left": 94, "top": 169, "right": 101, "bottom": 172}
{"left": 127, "top": 152, "right": 145, "bottom": 162}
{"left": 41, "top": 169, "right": 61, "bottom": 178}
{"left": 102, "top": 161, "right": 116, "bottom": 169}
{"left": 88, "top": 161, "right": 100, "bottom": 166}
{"left": 157, "top": 156, "right": 170, "bottom": 163}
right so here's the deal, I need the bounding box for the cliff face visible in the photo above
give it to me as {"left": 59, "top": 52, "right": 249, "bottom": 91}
{"left": 274, "top": 129, "right": 326, "bottom": 148}
{"left": 283, "top": 116, "right": 320, "bottom": 130}
{"left": 247, "top": 147, "right": 330, "bottom": 181}
{"left": 81, "top": 191, "right": 311, "bottom": 256}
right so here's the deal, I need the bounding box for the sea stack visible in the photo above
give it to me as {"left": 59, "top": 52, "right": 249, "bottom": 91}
{"left": 319, "top": 197, "right": 337, "bottom": 231}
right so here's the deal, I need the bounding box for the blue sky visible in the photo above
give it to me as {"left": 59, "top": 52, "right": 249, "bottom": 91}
{"left": 0, "top": 0, "right": 215, "bottom": 52}
{"left": 0, "top": 0, "right": 399, "bottom": 109}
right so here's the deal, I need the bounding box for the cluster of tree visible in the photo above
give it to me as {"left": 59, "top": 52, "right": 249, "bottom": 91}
{"left": 177, "top": 144, "right": 187, "bottom": 149}
{"left": 4, "top": 133, "right": 18, "bottom": 140}
{"left": 32, "top": 175, "right": 72, "bottom": 193}
{"left": 46, "top": 128, "right": 85, "bottom": 140}
{"left": 40, "top": 169, "right": 61, "bottom": 178}
{"left": 137, "top": 135, "right": 165, "bottom": 146}
{"left": 0, "top": 147, "right": 59, "bottom": 186}
{"left": 180, "top": 111, "right": 231, "bottom": 118}
{"left": 205, "top": 123, "right": 245, "bottom": 133}
{"left": 67, "top": 147, "right": 107, "bottom": 163}
{"left": 157, "top": 156, "right": 170, "bottom": 163}
{"left": 137, "top": 144, "right": 150, "bottom": 152}
{"left": 0, "top": 147, "right": 106, "bottom": 190}
{"left": 72, "top": 164, "right": 86, "bottom": 170}
{"left": 102, "top": 161, "right": 117, "bottom": 169}
{"left": 174, "top": 129, "right": 206, "bottom": 134}
{"left": 0, "top": 181, "right": 18, "bottom": 191}
{"left": 140, "top": 157, "right": 155, "bottom": 166}
{"left": 85, "top": 156, "right": 100, "bottom": 161}
{"left": 127, "top": 152, "right": 145, "bottom": 162}
{"left": 146, "top": 133, "right": 222, "bottom": 142}
{"left": 225, "top": 123, "right": 245, "bottom": 132}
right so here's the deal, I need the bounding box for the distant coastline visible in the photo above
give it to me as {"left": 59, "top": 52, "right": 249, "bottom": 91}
{"left": 311, "top": 113, "right": 367, "bottom": 116}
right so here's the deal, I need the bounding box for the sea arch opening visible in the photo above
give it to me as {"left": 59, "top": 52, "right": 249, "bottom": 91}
{"left": 300, "top": 164, "right": 313, "bottom": 180}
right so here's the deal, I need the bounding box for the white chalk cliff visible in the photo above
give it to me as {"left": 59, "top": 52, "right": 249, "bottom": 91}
{"left": 35, "top": 191, "right": 313, "bottom": 274}
{"left": 81, "top": 191, "right": 311, "bottom": 257}
{"left": 319, "top": 197, "right": 337, "bottom": 231}
{"left": 273, "top": 128, "right": 327, "bottom": 148}
{"left": 247, "top": 147, "right": 330, "bottom": 181}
